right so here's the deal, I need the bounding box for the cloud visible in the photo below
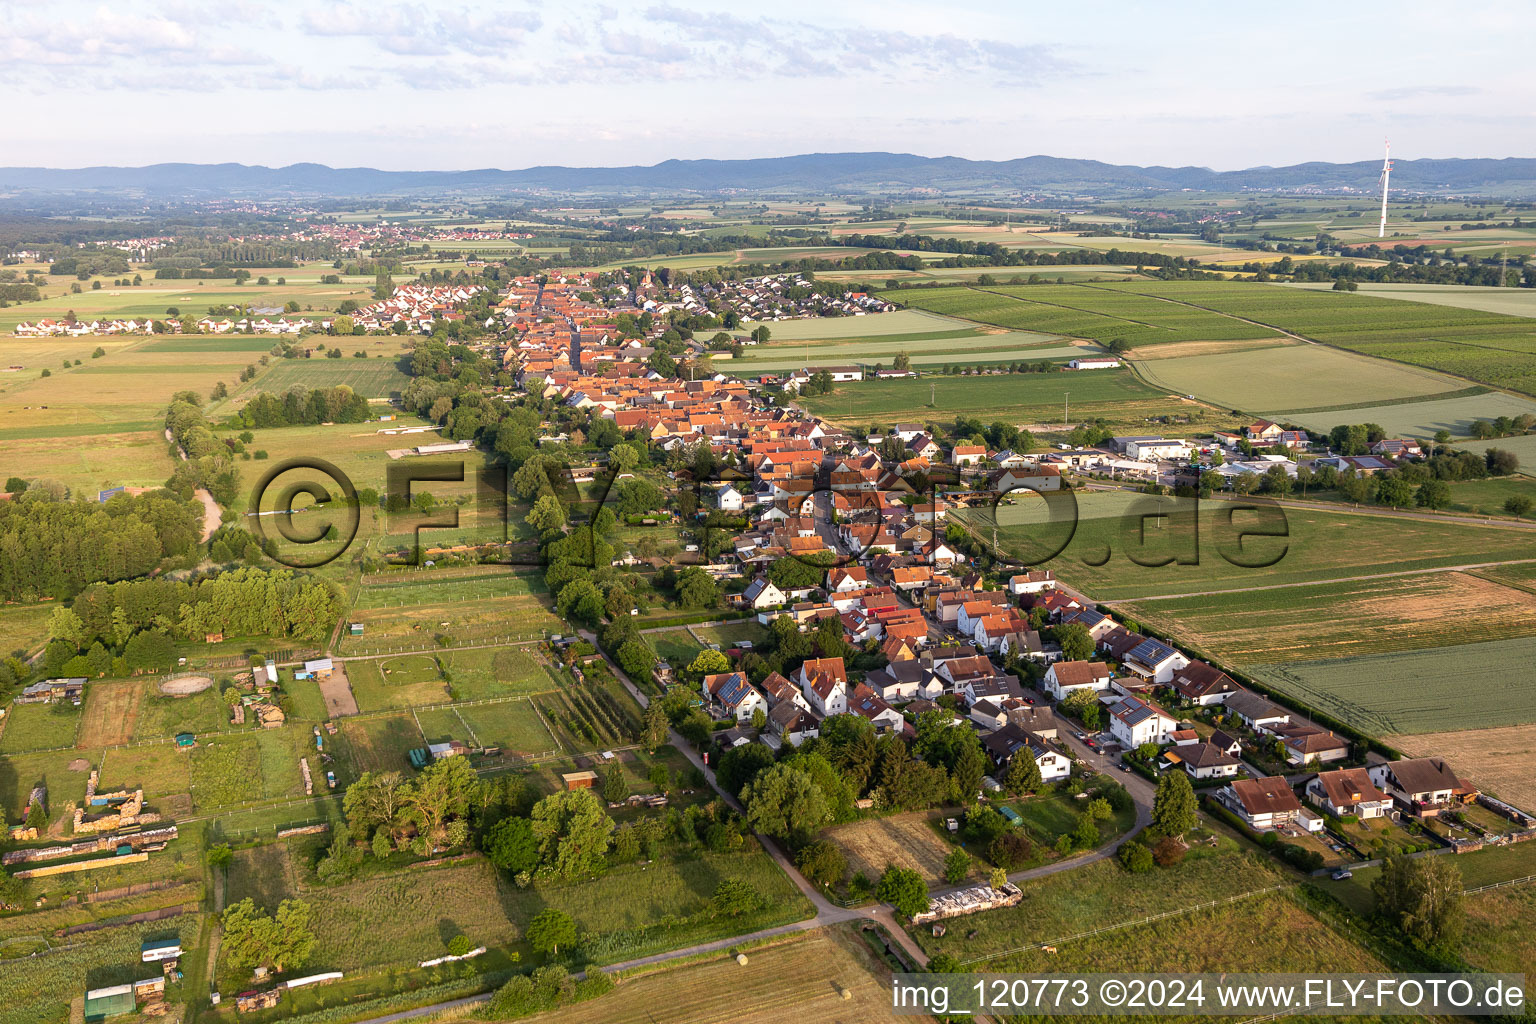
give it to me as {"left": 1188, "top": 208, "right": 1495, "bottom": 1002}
{"left": 1368, "top": 84, "right": 1481, "bottom": 101}
{"left": 301, "top": 3, "right": 541, "bottom": 57}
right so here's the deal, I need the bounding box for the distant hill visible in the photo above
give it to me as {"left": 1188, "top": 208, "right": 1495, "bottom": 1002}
{"left": 2, "top": 152, "right": 1534, "bottom": 196}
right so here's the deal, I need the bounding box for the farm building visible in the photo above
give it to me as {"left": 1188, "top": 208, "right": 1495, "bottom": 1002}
{"left": 1067, "top": 357, "right": 1121, "bottom": 370}
{"left": 296, "top": 658, "right": 334, "bottom": 681}
{"left": 562, "top": 770, "right": 599, "bottom": 791}
{"left": 83, "top": 984, "right": 135, "bottom": 1022}
{"left": 15, "top": 677, "right": 86, "bottom": 704}
{"left": 141, "top": 939, "right": 182, "bottom": 962}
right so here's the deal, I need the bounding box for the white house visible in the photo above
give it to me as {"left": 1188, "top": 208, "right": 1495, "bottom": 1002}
{"left": 800, "top": 657, "right": 848, "bottom": 716}
{"left": 1007, "top": 570, "right": 1056, "bottom": 596}
{"left": 1123, "top": 438, "right": 1190, "bottom": 462}
{"left": 741, "top": 576, "right": 786, "bottom": 610}
{"left": 1225, "top": 691, "right": 1291, "bottom": 735}
{"left": 1368, "top": 758, "right": 1468, "bottom": 818}
{"left": 1042, "top": 660, "right": 1112, "bottom": 701}
{"left": 1121, "top": 638, "right": 1189, "bottom": 685}
{"left": 1107, "top": 695, "right": 1176, "bottom": 749}
{"left": 827, "top": 566, "right": 869, "bottom": 593}
{"left": 716, "top": 485, "right": 744, "bottom": 511}
{"left": 702, "top": 672, "right": 768, "bottom": 724}
{"left": 1163, "top": 741, "right": 1240, "bottom": 780}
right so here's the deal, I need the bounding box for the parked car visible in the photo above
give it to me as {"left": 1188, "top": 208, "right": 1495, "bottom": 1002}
{"left": 1332, "top": 869, "right": 1353, "bottom": 881}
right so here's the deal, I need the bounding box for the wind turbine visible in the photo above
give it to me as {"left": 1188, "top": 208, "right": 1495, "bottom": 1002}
{"left": 1377, "top": 139, "right": 1393, "bottom": 239}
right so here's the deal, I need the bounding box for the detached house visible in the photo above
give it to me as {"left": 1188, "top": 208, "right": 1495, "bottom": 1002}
{"left": 1042, "top": 660, "right": 1112, "bottom": 701}
{"left": 768, "top": 700, "right": 820, "bottom": 747}
{"left": 800, "top": 657, "right": 848, "bottom": 716}
{"left": 1169, "top": 661, "right": 1240, "bottom": 706}
{"left": 827, "top": 566, "right": 869, "bottom": 593}
{"left": 1307, "top": 768, "right": 1392, "bottom": 820}
{"left": 1007, "top": 570, "right": 1056, "bottom": 596}
{"left": 741, "top": 576, "right": 786, "bottom": 610}
{"left": 1107, "top": 695, "right": 1176, "bottom": 749}
{"left": 701, "top": 672, "right": 767, "bottom": 724}
{"left": 1162, "top": 741, "right": 1241, "bottom": 780}
{"left": 1120, "top": 637, "right": 1189, "bottom": 685}
{"left": 1224, "top": 691, "right": 1291, "bottom": 734}
{"left": 1368, "top": 758, "right": 1471, "bottom": 818}
{"left": 1219, "top": 776, "right": 1303, "bottom": 831}
{"left": 848, "top": 683, "right": 904, "bottom": 734}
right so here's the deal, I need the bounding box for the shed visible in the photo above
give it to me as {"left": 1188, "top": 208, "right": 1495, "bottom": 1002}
{"left": 303, "top": 658, "right": 334, "bottom": 680}
{"left": 349, "top": 623, "right": 365, "bottom": 636}
{"left": 173, "top": 733, "right": 196, "bottom": 749}
{"left": 84, "top": 984, "right": 135, "bottom": 1022}
{"left": 998, "top": 806, "right": 1023, "bottom": 827}
{"left": 141, "top": 939, "right": 183, "bottom": 962}
{"left": 561, "top": 770, "right": 598, "bottom": 791}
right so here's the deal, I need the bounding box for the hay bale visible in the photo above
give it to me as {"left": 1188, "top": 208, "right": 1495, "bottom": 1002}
{"left": 735, "top": 953, "right": 748, "bottom": 966}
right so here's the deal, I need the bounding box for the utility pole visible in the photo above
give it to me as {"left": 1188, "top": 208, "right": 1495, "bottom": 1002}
{"left": 1064, "top": 391, "right": 1070, "bottom": 425}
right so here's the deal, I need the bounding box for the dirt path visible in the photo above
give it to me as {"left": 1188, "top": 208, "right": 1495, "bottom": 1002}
{"left": 194, "top": 488, "right": 221, "bottom": 542}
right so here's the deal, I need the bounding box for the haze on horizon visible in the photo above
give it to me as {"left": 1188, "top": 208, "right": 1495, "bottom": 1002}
{"left": 6, "top": 0, "right": 1531, "bottom": 173}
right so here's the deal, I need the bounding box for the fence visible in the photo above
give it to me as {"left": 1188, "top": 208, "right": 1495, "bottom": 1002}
{"left": 957, "top": 885, "right": 1290, "bottom": 966}
{"left": 1464, "top": 872, "right": 1536, "bottom": 896}
{"left": 337, "top": 634, "right": 545, "bottom": 658}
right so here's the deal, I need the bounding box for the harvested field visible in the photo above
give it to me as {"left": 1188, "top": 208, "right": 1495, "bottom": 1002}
{"left": 537, "top": 927, "right": 898, "bottom": 1024}
{"left": 159, "top": 674, "right": 213, "bottom": 695}
{"left": 1390, "top": 726, "right": 1536, "bottom": 815}
{"left": 824, "top": 810, "right": 972, "bottom": 887}
{"left": 77, "top": 679, "right": 145, "bottom": 747}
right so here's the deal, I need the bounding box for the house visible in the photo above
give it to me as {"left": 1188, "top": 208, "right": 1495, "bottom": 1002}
{"left": 1224, "top": 690, "right": 1291, "bottom": 734}
{"left": 1371, "top": 438, "right": 1424, "bottom": 460}
{"left": 950, "top": 444, "right": 986, "bottom": 467}
{"left": 800, "top": 657, "right": 848, "bottom": 715}
{"left": 1246, "top": 420, "right": 1284, "bottom": 442}
{"left": 865, "top": 659, "right": 942, "bottom": 702}
{"left": 1061, "top": 607, "right": 1118, "bottom": 643}
{"left": 991, "top": 464, "right": 1062, "bottom": 492}
{"left": 1006, "top": 704, "right": 1057, "bottom": 741}
{"left": 741, "top": 576, "right": 786, "bottom": 610}
{"left": 1162, "top": 741, "right": 1241, "bottom": 780}
{"left": 980, "top": 725, "right": 1072, "bottom": 782}
{"left": 1042, "top": 660, "right": 1112, "bottom": 700}
{"left": 1368, "top": 758, "right": 1470, "bottom": 817}
{"left": 768, "top": 700, "right": 820, "bottom": 747}
{"left": 1121, "top": 637, "right": 1189, "bottom": 685}
{"left": 1209, "top": 729, "right": 1243, "bottom": 757}
{"left": 759, "top": 671, "right": 805, "bottom": 710}
{"left": 1107, "top": 695, "right": 1176, "bottom": 749}
{"left": 1307, "top": 768, "right": 1392, "bottom": 819}
{"left": 969, "top": 698, "right": 1008, "bottom": 730}
{"left": 1007, "top": 570, "right": 1056, "bottom": 596}
{"left": 16, "top": 677, "right": 86, "bottom": 705}
{"left": 962, "top": 674, "right": 1023, "bottom": 708}
{"left": 702, "top": 672, "right": 768, "bottom": 724}
{"left": 848, "top": 683, "right": 904, "bottom": 733}
{"left": 1275, "top": 725, "right": 1350, "bottom": 766}
{"left": 997, "top": 628, "right": 1044, "bottom": 662}
{"left": 716, "top": 484, "right": 745, "bottom": 511}
{"left": 1169, "top": 661, "right": 1240, "bottom": 705}
{"left": 1219, "top": 776, "right": 1302, "bottom": 831}
{"left": 827, "top": 566, "right": 869, "bottom": 593}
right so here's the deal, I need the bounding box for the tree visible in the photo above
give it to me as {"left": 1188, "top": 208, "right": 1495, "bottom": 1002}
{"left": 716, "top": 741, "right": 776, "bottom": 798}
{"left": 686, "top": 649, "right": 731, "bottom": 678}
{"left": 206, "top": 843, "right": 233, "bottom": 870}
{"left": 527, "top": 494, "right": 567, "bottom": 533}
{"left": 711, "top": 878, "right": 764, "bottom": 916}
{"left": 1003, "top": 752, "right": 1042, "bottom": 796}
{"left": 483, "top": 816, "right": 539, "bottom": 874}
{"left": 1118, "top": 841, "right": 1154, "bottom": 873}
{"left": 1152, "top": 835, "right": 1187, "bottom": 867}
{"left": 47, "top": 606, "right": 85, "bottom": 647}
{"left": 892, "top": 352, "right": 912, "bottom": 372}
{"left": 602, "top": 764, "right": 626, "bottom": 803}
{"left": 1376, "top": 475, "right": 1412, "bottom": 509}
{"left": 675, "top": 567, "right": 720, "bottom": 609}
{"left": 608, "top": 443, "right": 640, "bottom": 474}
{"left": 331, "top": 314, "right": 354, "bottom": 336}
{"left": 1415, "top": 479, "right": 1451, "bottom": 511}
{"left": 616, "top": 639, "right": 656, "bottom": 680}
{"left": 951, "top": 742, "right": 987, "bottom": 804}
{"left": 742, "top": 763, "right": 830, "bottom": 843}
{"left": 221, "top": 898, "right": 316, "bottom": 973}
{"left": 641, "top": 702, "right": 668, "bottom": 750}
{"left": 943, "top": 848, "right": 971, "bottom": 885}
{"left": 795, "top": 839, "right": 847, "bottom": 888}
{"left": 1373, "top": 854, "right": 1464, "bottom": 950}
{"left": 447, "top": 934, "right": 473, "bottom": 957}
{"left": 876, "top": 865, "right": 929, "bottom": 919}
{"left": 1056, "top": 622, "right": 1094, "bottom": 662}
{"left": 1504, "top": 495, "right": 1533, "bottom": 518}
{"left": 529, "top": 789, "right": 614, "bottom": 880}
{"left": 526, "top": 908, "right": 577, "bottom": 957}
{"left": 1151, "top": 771, "right": 1198, "bottom": 836}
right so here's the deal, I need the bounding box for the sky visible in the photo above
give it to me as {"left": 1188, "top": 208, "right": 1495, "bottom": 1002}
{"left": 5, "top": 0, "right": 1531, "bottom": 172}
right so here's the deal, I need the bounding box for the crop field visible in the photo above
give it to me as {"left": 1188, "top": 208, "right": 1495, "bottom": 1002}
{"left": 1104, "top": 280, "right": 1536, "bottom": 396}
{"left": 730, "top": 333, "right": 1088, "bottom": 372}
{"left": 962, "top": 490, "right": 1536, "bottom": 601}
{"left": 546, "top": 928, "right": 898, "bottom": 1024}
{"left": 753, "top": 309, "right": 974, "bottom": 340}
{"left": 918, "top": 839, "right": 1286, "bottom": 961}
{"left": 0, "top": 427, "right": 179, "bottom": 495}
{"left": 0, "top": 603, "right": 53, "bottom": 658}
{"left": 1134, "top": 343, "right": 1466, "bottom": 413}
{"left": 248, "top": 352, "right": 412, "bottom": 399}
{"left": 231, "top": 417, "right": 443, "bottom": 503}
{"left": 1285, "top": 281, "right": 1536, "bottom": 318}
{"left": 1122, "top": 570, "right": 1536, "bottom": 666}
{"left": 1278, "top": 389, "right": 1536, "bottom": 440}
{"left": 0, "top": 702, "right": 79, "bottom": 753}
{"left": 76, "top": 679, "right": 146, "bottom": 747}
{"left": 798, "top": 367, "right": 1201, "bottom": 429}
{"left": 0, "top": 915, "right": 202, "bottom": 1024}
{"left": 824, "top": 811, "right": 974, "bottom": 887}
{"left": 885, "top": 284, "right": 1280, "bottom": 350}
{"left": 1248, "top": 634, "right": 1536, "bottom": 735}
{"left": 1391, "top": 726, "right": 1536, "bottom": 815}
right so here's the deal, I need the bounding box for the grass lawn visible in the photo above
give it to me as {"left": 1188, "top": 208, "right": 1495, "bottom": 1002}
{"left": 916, "top": 836, "right": 1287, "bottom": 961}
{"left": 0, "top": 702, "right": 80, "bottom": 752}
{"left": 0, "top": 603, "right": 52, "bottom": 658}
{"left": 97, "top": 743, "right": 192, "bottom": 798}
{"left": 344, "top": 656, "right": 449, "bottom": 712}
{"left": 339, "top": 569, "right": 561, "bottom": 653}
{"left": 1461, "top": 882, "right": 1536, "bottom": 980}
{"left": 648, "top": 627, "right": 705, "bottom": 666}
{"left": 189, "top": 735, "right": 264, "bottom": 809}
{"left": 0, "top": 749, "right": 96, "bottom": 818}
{"left": 338, "top": 712, "right": 423, "bottom": 773}
{"left": 691, "top": 620, "right": 770, "bottom": 649}
{"left": 1330, "top": 841, "right": 1536, "bottom": 916}
{"left": 134, "top": 688, "right": 230, "bottom": 740}
{"left": 440, "top": 645, "right": 552, "bottom": 700}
